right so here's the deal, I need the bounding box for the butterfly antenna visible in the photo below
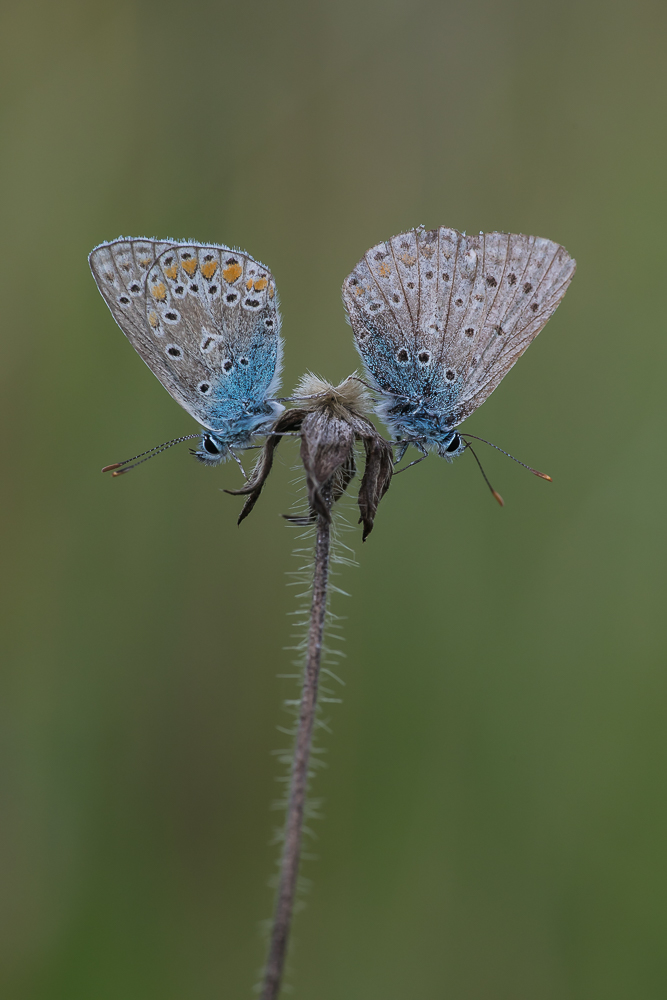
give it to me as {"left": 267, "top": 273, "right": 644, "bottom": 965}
{"left": 102, "top": 434, "right": 200, "bottom": 477}
{"left": 460, "top": 433, "right": 552, "bottom": 481}
{"left": 349, "top": 375, "right": 379, "bottom": 393}
{"left": 464, "top": 443, "right": 504, "bottom": 507}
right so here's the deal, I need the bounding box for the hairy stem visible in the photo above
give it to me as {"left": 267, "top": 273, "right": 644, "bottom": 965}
{"left": 261, "top": 500, "right": 332, "bottom": 1000}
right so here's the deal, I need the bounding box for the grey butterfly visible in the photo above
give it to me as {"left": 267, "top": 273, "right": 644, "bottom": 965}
{"left": 89, "top": 238, "right": 283, "bottom": 468}
{"left": 342, "top": 226, "right": 575, "bottom": 466}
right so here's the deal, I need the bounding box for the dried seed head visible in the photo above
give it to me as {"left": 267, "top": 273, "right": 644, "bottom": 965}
{"left": 292, "top": 372, "right": 372, "bottom": 417}
{"left": 227, "top": 372, "right": 393, "bottom": 538}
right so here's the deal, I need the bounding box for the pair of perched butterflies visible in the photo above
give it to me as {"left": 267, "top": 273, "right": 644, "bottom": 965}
{"left": 89, "top": 227, "right": 575, "bottom": 476}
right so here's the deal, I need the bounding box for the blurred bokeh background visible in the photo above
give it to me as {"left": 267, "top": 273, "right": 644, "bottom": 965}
{"left": 2, "top": 1, "right": 666, "bottom": 997}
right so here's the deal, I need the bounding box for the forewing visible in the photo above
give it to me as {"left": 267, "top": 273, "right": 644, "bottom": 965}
{"left": 89, "top": 239, "right": 282, "bottom": 430}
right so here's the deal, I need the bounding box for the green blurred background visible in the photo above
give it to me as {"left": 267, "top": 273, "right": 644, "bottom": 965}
{"left": 2, "top": 1, "right": 666, "bottom": 997}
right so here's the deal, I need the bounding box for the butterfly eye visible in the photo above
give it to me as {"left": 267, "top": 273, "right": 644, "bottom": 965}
{"left": 446, "top": 434, "right": 461, "bottom": 453}
{"left": 203, "top": 434, "right": 222, "bottom": 455}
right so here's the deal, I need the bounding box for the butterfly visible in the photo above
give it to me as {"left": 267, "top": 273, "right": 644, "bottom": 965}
{"left": 342, "top": 226, "right": 575, "bottom": 467}
{"left": 89, "top": 238, "right": 283, "bottom": 469}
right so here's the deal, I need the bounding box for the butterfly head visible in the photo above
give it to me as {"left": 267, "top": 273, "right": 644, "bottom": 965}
{"left": 436, "top": 431, "right": 466, "bottom": 462}
{"left": 192, "top": 432, "right": 230, "bottom": 466}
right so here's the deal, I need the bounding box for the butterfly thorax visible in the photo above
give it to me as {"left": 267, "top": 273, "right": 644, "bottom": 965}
{"left": 193, "top": 400, "right": 284, "bottom": 465}
{"left": 204, "top": 397, "right": 283, "bottom": 436}
{"left": 378, "top": 394, "right": 465, "bottom": 459}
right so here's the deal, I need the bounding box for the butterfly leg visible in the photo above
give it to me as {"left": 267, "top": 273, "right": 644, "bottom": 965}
{"left": 393, "top": 439, "right": 409, "bottom": 464}
{"left": 393, "top": 439, "right": 428, "bottom": 474}
{"left": 228, "top": 447, "right": 249, "bottom": 480}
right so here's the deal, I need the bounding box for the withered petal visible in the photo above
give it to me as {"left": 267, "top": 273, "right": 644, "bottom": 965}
{"left": 225, "top": 409, "right": 305, "bottom": 524}
{"left": 357, "top": 436, "right": 394, "bottom": 540}
{"left": 300, "top": 411, "right": 356, "bottom": 521}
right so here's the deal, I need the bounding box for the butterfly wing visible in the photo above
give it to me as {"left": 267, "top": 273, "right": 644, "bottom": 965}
{"left": 433, "top": 230, "right": 576, "bottom": 422}
{"left": 342, "top": 227, "right": 575, "bottom": 423}
{"left": 89, "top": 239, "right": 282, "bottom": 432}
{"left": 342, "top": 228, "right": 429, "bottom": 399}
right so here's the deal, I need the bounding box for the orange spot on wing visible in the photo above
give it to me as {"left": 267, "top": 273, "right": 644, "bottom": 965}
{"left": 378, "top": 262, "right": 391, "bottom": 278}
{"left": 138, "top": 258, "right": 151, "bottom": 269}
{"left": 246, "top": 278, "right": 253, "bottom": 290}
{"left": 148, "top": 311, "right": 159, "bottom": 328}
{"left": 151, "top": 283, "right": 167, "bottom": 301}
{"left": 268, "top": 285, "right": 275, "bottom": 298}
{"left": 254, "top": 277, "right": 268, "bottom": 291}
{"left": 164, "top": 265, "right": 178, "bottom": 280}
{"left": 223, "top": 263, "right": 243, "bottom": 283}
{"left": 201, "top": 260, "right": 219, "bottom": 279}
{"left": 182, "top": 259, "right": 197, "bottom": 276}
{"left": 400, "top": 252, "right": 417, "bottom": 266}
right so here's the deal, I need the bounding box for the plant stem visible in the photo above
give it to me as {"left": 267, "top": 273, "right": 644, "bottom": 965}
{"left": 261, "top": 500, "right": 332, "bottom": 1000}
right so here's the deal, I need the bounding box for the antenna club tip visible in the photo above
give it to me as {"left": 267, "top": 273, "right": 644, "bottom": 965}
{"left": 111, "top": 469, "right": 128, "bottom": 477}
{"left": 492, "top": 490, "right": 505, "bottom": 507}
{"left": 534, "top": 471, "right": 552, "bottom": 481}
{"left": 102, "top": 463, "right": 122, "bottom": 473}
